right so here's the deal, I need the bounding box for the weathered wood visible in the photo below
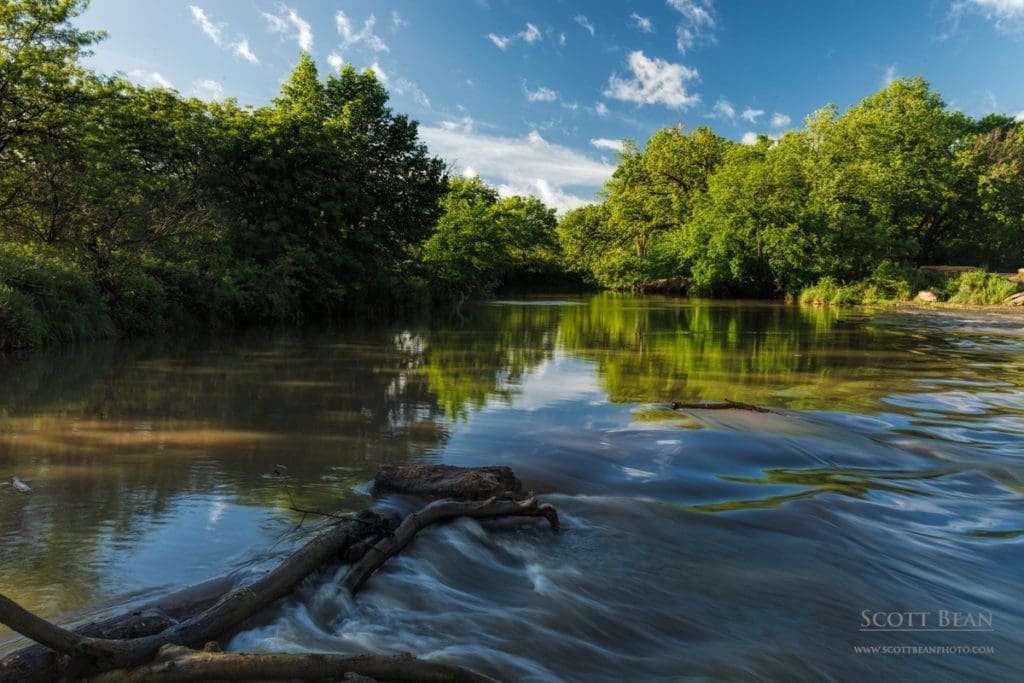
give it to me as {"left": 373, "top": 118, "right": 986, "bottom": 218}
{"left": 0, "top": 467, "right": 558, "bottom": 683}
{"left": 342, "top": 495, "right": 559, "bottom": 596}
{"left": 1, "top": 572, "right": 240, "bottom": 683}
{"left": 91, "top": 644, "right": 496, "bottom": 682}
{"left": 0, "top": 510, "right": 390, "bottom": 677}
{"left": 1, "top": 609, "right": 174, "bottom": 683}
{"left": 671, "top": 399, "right": 773, "bottom": 413}
{"left": 373, "top": 464, "right": 521, "bottom": 500}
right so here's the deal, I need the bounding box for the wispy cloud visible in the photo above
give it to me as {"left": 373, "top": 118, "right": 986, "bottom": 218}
{"left": 667, "top": 0, "right": 716, "bottom": 53}
{"left": 369, "top": 61, "right": 431, "bottom": 109}
{"left": 519, "top": 22, "right": 542, "bottom": 44}
{"left": 128, "top": 69, "right": 174, "bottom": 90}
{"left": 487, "top": 22, "right": 543, "bottom": 49}
{"left": 523, "top": 82, "right": 558, "bottom": 103}
{"left": 604, "top": 51, "right": 700, "bottom": 110}
{"left": 391, "top": 10, "right": 408, "bottom": 30}
{"left": 630, "top": 13, "right": 654, "bottom": 33}
{"left": 189, "top": 5, "right": 222, "bottom": 45}
{"left": 740, "top": 107, "right": 764, "bottom": 123}
{"left": 712, "top": 98, "right": 735, "bottom": 119}
{"left": 263, "top": 4, "right": 313, "bottom": 52}
{"left": 420, "top": 125, "right": 615, "bottom": 213}
{"left": 486, "top": 33, "right": 511, "bottom": 49}
{"left": 575, "top": 14, "right": 596, "bottom": 37}
{"left": 740, "top": 132, "right": 760, "bottom": 145}
{"left": 193, "top": 79, "right": 224, "bottom": 100}
{"left": 595, "top": 102, "right": 609, "bottom": 116}
{"left": 327, "top": 53, "right": 344, "bottom": 71}
{"left": 770, "top": 112, "right": 791, "bottom": 129}
{"left": 960, "top": 0, "right": 1024, "bottom": 26}
{"left": 231, "top": 38, "right": 259, "bottom": 64}
{"left": 591, "top": 137, "right": 625, "bottom": 152}
{"left": 336, "top": 11, "right": 389, "bottom": 53}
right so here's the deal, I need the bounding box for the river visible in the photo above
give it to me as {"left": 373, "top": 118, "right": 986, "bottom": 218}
{"left": 1, "top": 294, "right": 1022, "bottom": 681}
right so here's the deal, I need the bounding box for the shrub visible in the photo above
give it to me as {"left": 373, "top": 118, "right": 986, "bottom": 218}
{"left": 0, "top": 243, "right": 113, "bottom": 348}
{"left": 799, "top": 277, "right": 864, "bottom": 305}
{"left": 947, "top": 271, "right": 1019, "bottom": 305}
{"left": 0, "top": 284, "right": 44, "bottom": 348}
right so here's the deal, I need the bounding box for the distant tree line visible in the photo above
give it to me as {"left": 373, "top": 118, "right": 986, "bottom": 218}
{"left": 3, "top": 0, "right": 1021, "bottom": 349}
{"left": 559, "top": 78, "right": 1023, "bottom": 300}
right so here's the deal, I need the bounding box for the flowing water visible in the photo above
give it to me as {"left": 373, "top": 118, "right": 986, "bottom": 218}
{"left": 1, "top": 295, "right": 1022, "bottom": 681}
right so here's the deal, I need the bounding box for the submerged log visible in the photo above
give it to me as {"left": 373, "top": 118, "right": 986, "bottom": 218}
{"left": 0, "top": 466, "right": 557, "bottom": 682}
{"left": 671, "top": 399, "right": 773, "bottom": 413}
{"left": 93, "top": 644, "right": 495, "bottom": 683}
{"left": 373, "top": 463, "right": 521, "bottom": 499}
{"left": 342, "top": 495, "right": 558, "bottom": 596}
{"left": 1, "top": 510, "right": 392, "bottom": 679}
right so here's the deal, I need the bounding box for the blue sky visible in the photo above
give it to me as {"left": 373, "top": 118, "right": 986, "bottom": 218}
{"left": 77, "top": 0, "right": 1024, "bottom": 211}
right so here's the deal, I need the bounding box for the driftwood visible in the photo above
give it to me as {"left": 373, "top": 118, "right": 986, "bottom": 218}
{"left": 0, "top": 465, "right": 556, "bottom": 682}
{"left": 342, "top": 495, "right": 558, "bottom": 595}
{"left": 374, "top": 463, "right": 521, "bottom": 499}
{"left": 1007, "top": 291, "right": 1024, "bottom": 306}
{"left": 671, "top": 399, "right": 773, "bottom": 413}
{"left": 93, "top": 644, "right": 495, "bottom": 683}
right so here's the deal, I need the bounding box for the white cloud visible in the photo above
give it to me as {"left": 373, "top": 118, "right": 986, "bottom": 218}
{"left": 336, "top": 11, "right": 389, "bottom": 53}
{"left": 603, "top": 50, "right": 699, "bottom": 110}
{"left": 1015, "top": 110, "right": 1024, "bottom": 121}
{"left": 519, "top": 22, "right": 542, "bottom": 44}
{"left": 630, "top": 13, "right": 654, "bottom": 32}
{"left": 770, "top": 112, "right": 791, "bottom": 129}
{"left": 327, "top": 52, "right": 344, "bottom": 72}
{"left": 391, "top": 10, "right": 408, "bottom": 30}
{"left": 740, "top": 107, "right": 764, "bottom": 123}
{"left": 712, "top": 98, "right": 736, "bottom": 119}
{"left": 193, "top": 78, "right": 224, "bottom": 100}
{"left": 963, "top": 0, "right": 1024, "bottom": 24}
{"left": 128, "top": 70, "right": 175, "bottom": 90}
{"left": 420, "top": 126, "right": 615, "bottom": 213}
{"left": 575, "top": 14, "right": 595, "bottom": 36}
{"left": 368, "top": 61, "right": 389, "bottom": 86}
{"left": 596, "top": 102, "right": 609, "bottom": 116}
{"left": 667, "top": 0, "right": 716, "bottom": 53}
{"left": 523, "top": 82, "right": 558, "bottom": 103}
{"left": 189, "top": 5, "right": 222, "bottom": 45}
{"left": 883, "top": 64, "right": 897, "bottom": 86}
{"left": 559, "top": 32, "right": 566, "bottom": 46}
{"left": 263, "top": 5, "right": 313, "bottom": 52}
{"left": 371, "top": 63, "right": 431, "bottom": 109}
{"left": 740, "top": 132, "right": 760, "bottom": 145}
{"left": 486, "top": 32, "right": 510, "bottom": 49}
{"left": 591, "top": 137, "right": 624, "bottom": 152}
{"left": 231, "top": 38, "right": 259, "bottom": 64}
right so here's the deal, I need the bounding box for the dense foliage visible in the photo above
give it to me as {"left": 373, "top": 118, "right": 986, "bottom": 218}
{"left": 1, "top": 0, "right": 450, "bottom": 348}
{"left": 559, "top": 79, "right": 1024, "bottom": 301}
{"left": 3, "top": 2, "right": 1021, "bottom": 349}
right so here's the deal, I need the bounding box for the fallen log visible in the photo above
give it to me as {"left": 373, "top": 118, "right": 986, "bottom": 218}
{"left": 0, "top": 465, "right": 557, "bottom": 682}
{"left": 93, "top": 644, "right": 495, "bottom": 683}
{"left": 1, "top": 509, "right": 391, "bottom": 679}
{"left": 671, "top": 399, "right": 773, "bottom": 413}
{"left": 373, "top": 463, "right": 521, "bottom": 499}
{"left": 342, "top": 495, "right": 558, "bottom": 595}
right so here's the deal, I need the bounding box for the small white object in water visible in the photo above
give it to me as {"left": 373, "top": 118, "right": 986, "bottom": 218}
{"left": 6, "top": 475, "right": 31, "bottom": 493}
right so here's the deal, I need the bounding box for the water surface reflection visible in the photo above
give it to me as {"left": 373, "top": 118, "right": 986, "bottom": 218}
{"left": 2, "top": 296, "right": 1022, "bottom": 680}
